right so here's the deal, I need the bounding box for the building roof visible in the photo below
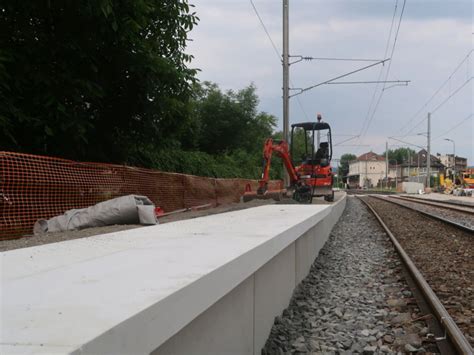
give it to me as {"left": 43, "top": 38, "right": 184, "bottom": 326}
{"left": 356, "top": 151, "right": 385, "bottom": 161}
{"left": 401, "top": 149, "right": 444, "bottom": 168}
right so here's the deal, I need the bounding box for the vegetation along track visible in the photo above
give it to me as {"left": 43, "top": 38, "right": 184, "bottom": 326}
{"left": 380, "top": 195, "right": 474, "bottom": 232}
{"left": 360, "top": 195, "right": 473, "bottom": 352}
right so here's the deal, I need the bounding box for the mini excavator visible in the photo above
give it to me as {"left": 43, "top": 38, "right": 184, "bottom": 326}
{"left": 244, "top": 114, "right": 334, "bottom": 204}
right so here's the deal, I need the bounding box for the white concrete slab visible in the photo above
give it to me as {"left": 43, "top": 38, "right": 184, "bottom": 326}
{"left": 253, "top": 243, "right": 296, "bottom": 354}
{"left": 1, "top": 204, "right": 330, "bottom": 355}
{"left": 153, "top": 275, "right": 254, "bottom": 355}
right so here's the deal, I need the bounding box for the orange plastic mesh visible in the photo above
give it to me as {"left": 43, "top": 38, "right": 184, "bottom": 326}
{"left": 0, "top": 152, "right": 282, "bottom": 240}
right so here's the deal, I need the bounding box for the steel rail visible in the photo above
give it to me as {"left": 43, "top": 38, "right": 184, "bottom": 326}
{"left": 369, "top": 195, "right": 474, "bottom": 234}
{"left": 393, "top": 195, "right": 474, "bottom": 215}
{"left": 357, "top": 196, "right": 473, "bottom": 354}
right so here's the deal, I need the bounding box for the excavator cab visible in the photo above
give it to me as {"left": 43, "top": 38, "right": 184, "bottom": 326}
{"left": 290, "top": 115, "right": 334, "bottom": 202}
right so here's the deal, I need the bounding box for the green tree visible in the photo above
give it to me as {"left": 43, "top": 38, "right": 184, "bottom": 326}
{"left": 189, "top": 82, "right": 277, "bottom": 154}
{"left": 382, "top": 147, "right": 416, "bottom": 164}
{"left": 0, "top": 0, "right": 198, "bottom": 163}
{"left": 136, "top": 81, "right": 279, "bottom": 179}
{"left": 339, "top": 153, "right": 357, "bottom": 182}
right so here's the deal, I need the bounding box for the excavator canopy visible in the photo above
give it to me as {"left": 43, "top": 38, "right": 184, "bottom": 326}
{"left": 291, "top": 122, "right": 330, "bottom": 131}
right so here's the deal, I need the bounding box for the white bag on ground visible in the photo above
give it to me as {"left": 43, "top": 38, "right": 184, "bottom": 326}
{"left": 34, "top": 195, "right": 157, "bottom": 235}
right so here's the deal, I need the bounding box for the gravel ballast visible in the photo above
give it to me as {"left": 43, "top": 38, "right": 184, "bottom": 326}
{"left": 366, "top": 196, "right": 474, "bottom": 348}
{"left": 388, "top": 195, "right": 474, "bottom": 230}
{"left": 263, "top": 196, "right": 436, "bottom": 354}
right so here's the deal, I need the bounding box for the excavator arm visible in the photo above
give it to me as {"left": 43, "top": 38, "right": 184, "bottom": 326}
{"left": 257, "top": 138, "right": 299, "bottom": 194}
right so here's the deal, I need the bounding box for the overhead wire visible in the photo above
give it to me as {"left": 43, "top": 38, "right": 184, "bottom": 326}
{"left": 431, "top": 77, "right": 472, "bottom": 114}
{"left": 401, "top": 75, "right": 472, "bottom": 138}
{"left": 249, "top": 0, "right": 311, "bottom": 121}
{"left": 249, "top": 0, "right": 280, "bottom": 60}
{"left": 353, "top": 0, "right": 399, "bottom": 152}
{"left": 333, "top": 135, "right": 360, "bottom": 146}
{"left": 289, "top": 55, "right": 384, "bottom": 64}
{"left": 359, "top": 0, "right": 406, "bottom": 140}
{"left": 432, "top": 113, "right": 473, "bottom": 140}
{"left": 289, "top": 59, "right": 390, "bottom": 97}
{"left": 398, "top": 49, "right": 473, "bottom": 137}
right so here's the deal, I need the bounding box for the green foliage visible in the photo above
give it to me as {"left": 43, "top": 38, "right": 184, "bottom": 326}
{"left": 0, "top": 0, "right": 280, "bottom": 179}
{"left": 129, "top": 81, "right": 279, "bottom": 179}
{"left": 186, "top": 82, "right": 277, "bottom": 154}
{"left": 0, "top": 0, "right": 198, "bottom": 162}
{"left": 382, "top": 147, "right": 416, "bottom": 164}
{"left": 339, "top": 153, "right": 357, "bottom": 182}
{"left": 133, "top": 147, "right": 264, "bottom": 179}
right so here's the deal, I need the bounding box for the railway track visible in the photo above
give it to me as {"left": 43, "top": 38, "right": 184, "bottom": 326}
{"left": 394, "top": 195, "right": 474, "bottom": 214}
{"left": 358, "top": 196, "right": 473, "bottom": 354}
{"left": 371, "top": 194, "right": 474, "bottom": 233}
{"left": 398, "top": 195, "right": 474, "bottom": 209}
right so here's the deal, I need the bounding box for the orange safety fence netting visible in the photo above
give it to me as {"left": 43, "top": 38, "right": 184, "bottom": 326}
{"left": 0, "top": 152, "right": 282, "bottom": 240}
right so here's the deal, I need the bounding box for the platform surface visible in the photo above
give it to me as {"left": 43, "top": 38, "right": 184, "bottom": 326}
{"left": 1, "top": 204, "right": 330, "bottom": 355}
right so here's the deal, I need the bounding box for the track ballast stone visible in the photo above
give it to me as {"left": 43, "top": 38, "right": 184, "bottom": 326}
{"left": 388, "top": 196, "right": 474, "bottom": 230}
{"left": 263, "top": 196, "right": 435, "bottom": 354}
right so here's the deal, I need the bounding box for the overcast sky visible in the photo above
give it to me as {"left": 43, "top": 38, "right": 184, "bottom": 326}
{"left": 187, "top": 0, "right": 473, "bottom": 164}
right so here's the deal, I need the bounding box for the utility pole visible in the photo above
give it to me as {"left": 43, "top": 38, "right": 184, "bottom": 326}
{"left": 385, "top": 141, "right": 388, "bottom": 189}
{"left": 407, "top": 149, "right": 410, "bottom": 181}
{"left": 282, "top": 0, "right": 290, "bottom": 187}
{"left": 427, "top": 112, "right": 431, "bottom": 188}
{"left": 444, "top": 138, "right": 456, "bottom": 181}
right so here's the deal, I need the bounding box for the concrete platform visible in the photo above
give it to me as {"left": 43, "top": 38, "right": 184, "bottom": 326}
{"left": 1, "top": 195, "right": 346, "bottom": 355}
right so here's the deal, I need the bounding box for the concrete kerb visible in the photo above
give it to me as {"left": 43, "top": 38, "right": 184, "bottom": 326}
{"left": 1, "top": 193, "right": 347, "bottom": 355}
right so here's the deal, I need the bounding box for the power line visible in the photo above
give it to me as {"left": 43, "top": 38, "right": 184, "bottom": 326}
{"left": 333, "top": 135, "right": 361, "bottom": 146}
{"left": 432, "top": 113, "right": 473, "bottom": 140}
{"left": 401, "top": 75, "right": 472, "bottom": 138}
{"left": 388, "top": 136, "right": 426, "bottom": 150}
{"left": 354, "top": 0, "right": 399, "bottom": 152}
{"left": 289, "top": 59, "right": 390, "bottom": 97}
{"left": 295, "top": 95, "right": 310, "bottom": 120}
{"left": 398, "top": 49, "right": 473, "bottom": 137}
{"left": 289, "top": 55, "right": 384, "bottom": 65}
{"left": 431, "top": 77, "right": 472, "bottom": 114}
{"left": 359, "top": 0, "right": 406, "bottom": 139}
{"left": 249, "top": 0, "right": 312, "bottom": 122}
{"left": 249, "top": 0, "right": 281, "bottom": 61}
{"left": 326, "top": 80, "right": 409, "bottom": 85}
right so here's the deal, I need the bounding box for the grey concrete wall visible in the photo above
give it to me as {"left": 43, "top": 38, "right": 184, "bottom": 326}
{"left": 153, "top": 276, "right": 254, "bottom": 355}
{"left": 154, "top": 194, "right": 347, "bottom": 355}
{"left": 254, "top": 243, "right": 296, "bottom": 354}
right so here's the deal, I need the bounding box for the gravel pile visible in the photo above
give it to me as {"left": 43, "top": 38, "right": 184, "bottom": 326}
{"left": 264, "top": 196, "right": 436, "bottom": 354}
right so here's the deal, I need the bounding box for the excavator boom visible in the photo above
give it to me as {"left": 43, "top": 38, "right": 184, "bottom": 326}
{"left": 258, "top": 139, "right": 298, "bottom": 191}
{"left": 243, "top": 138, "right": 299, "bottom": 202}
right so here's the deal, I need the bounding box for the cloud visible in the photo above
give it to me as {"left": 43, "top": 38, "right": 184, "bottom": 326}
{"left": 187, "top": 0, "right": 473, "bottom": 162}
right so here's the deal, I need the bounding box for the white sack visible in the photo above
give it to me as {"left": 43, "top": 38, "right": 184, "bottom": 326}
{"left": 34, "top": 195, "right": 157, "bottom": 235}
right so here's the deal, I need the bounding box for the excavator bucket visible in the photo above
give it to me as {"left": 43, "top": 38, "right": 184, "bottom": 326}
{"left": 242, "top": 183, "right": 286, "bottom": 202}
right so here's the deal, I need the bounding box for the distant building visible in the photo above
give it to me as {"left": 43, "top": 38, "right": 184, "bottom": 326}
{"left": 347, "top": 152, "right": 400, "bottom": 188}
{"left": 347, "top": 149, "right": 448, "bottom": 188}
{"left": 400, "top": 149, "right": 445, "bottom": 184}
{"left": 437, "top": 153, "right": 467, "bottom": 173}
